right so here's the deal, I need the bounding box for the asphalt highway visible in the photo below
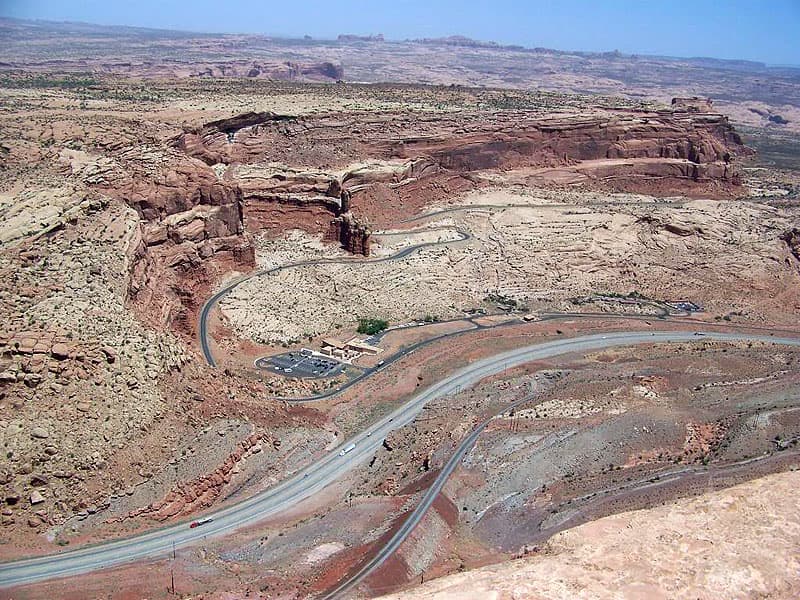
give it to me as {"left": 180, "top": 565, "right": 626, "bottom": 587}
{"left": 2, "top": 330, "right": 799, "bottom": 589}
{"left": 321, "top": 393, "right": 540, "bottom": 599}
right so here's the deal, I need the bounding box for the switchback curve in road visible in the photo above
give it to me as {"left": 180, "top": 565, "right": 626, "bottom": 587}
{"left": 199, "top": 228, "right": 472, "bottom": 367}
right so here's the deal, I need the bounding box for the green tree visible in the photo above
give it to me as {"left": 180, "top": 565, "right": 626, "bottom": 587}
{"left": 357, "top": 318, "right": 388, "bottom": 335}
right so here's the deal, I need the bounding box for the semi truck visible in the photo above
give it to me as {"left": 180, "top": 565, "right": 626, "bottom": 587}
{"left": 189, "top": 517, "right": 213, "bottom": 528}
{"left": 338, "top": 443, "right": 356, "bottom": 457}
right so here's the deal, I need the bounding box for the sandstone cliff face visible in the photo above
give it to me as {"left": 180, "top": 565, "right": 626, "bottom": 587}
{"left": 86, "top": 151, "right": 255, "bottom": 332}
{"left": 178, "top": 112, "right": 297, "bottom": 166}
{"left": 226, "top": 163, "right": 373, "bottom": 255}
{"left": 230, "top": 163, "right": 341, "bottom": 231}
{"left": 104, "top": 155, "right": 238, "bottom": 225}
{"left": 378, "top": 111, "right": 743, "bottom": 180}
{"left": 179, "top": 103, "right": 745, "bottom": 174}
{"left": 102, "top": 144, "right": 376, "bottom": 321}
{"left": 175, "top": 101, "right": 746, "bottom": 238}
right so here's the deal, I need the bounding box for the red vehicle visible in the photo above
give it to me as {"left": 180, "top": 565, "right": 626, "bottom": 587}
{"left": 189, "top": 517, "right": 213, "bottom": 528}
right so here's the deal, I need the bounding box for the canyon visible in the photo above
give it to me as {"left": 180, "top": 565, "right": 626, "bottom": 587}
{"left": 140, "top": 98, "right": 751, "bottom": 334}
{"left": 0, "top": 17, "right": 799, "bottom": 600}
{"left": 38, "top": 91, "right": 750, "bottom": 338}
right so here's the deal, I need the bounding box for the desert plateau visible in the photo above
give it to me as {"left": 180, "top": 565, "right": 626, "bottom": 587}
{"left": 0, "top": 7, "right": 799, "bottom": 600}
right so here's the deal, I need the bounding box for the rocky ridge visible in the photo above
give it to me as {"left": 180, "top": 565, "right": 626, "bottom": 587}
{"left": 173, "top": 99, "right": 747, "bottom": 261}
{"left": 0, "top": 59, "right": 344, "bottom": 82}
{"left": 782, "top": 228, "right": 800, "bottom": 265}
{"left": 378, "top": 469, "right": 800, "bottom": 600}
{"left": 179, "top": 103, "right": 745, "bottom": 181}
{"left": 109, "top": 432, "right": 271, "bottom": 523}
{"left": 0, "top": 198, "right": 191, "bottom": 540}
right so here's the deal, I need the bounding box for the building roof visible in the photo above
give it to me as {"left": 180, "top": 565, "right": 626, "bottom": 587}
{"left": 321, "top": 338, "right": 347, "bottom": 350}
{"left": 345, "top": 338, "right": 383, "bottom": 353}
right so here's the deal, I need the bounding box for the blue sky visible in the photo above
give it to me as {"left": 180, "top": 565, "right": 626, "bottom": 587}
{"left": 3, "top": 0, "right": 799, "bottom": 65}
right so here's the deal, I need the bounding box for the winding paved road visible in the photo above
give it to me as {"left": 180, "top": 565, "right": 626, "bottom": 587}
{"left": 122, "top": 206, "right": 800, "bottom": 595}
{"left": 199, "top": 227, "right": 472, "bottom": 368}
{"left": 2, "top": 331, "right": 799, "bottom": 589}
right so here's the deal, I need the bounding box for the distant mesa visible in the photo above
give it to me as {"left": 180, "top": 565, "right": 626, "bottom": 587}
{"left": 415, "top": 35, "right": 502, "bottom": 49}
{"left": 303, "top": 61, "right": 344, "bottom": 80}
{"left": 337, "top": 33, "right": 384, "bottom": 42}
{"left": 413, "top": 35, "right": 532, "bottom": 52}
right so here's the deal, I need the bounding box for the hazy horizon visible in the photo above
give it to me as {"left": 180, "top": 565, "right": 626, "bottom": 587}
{"left": 2, "top": 0, "right": 799, "bottom": 67}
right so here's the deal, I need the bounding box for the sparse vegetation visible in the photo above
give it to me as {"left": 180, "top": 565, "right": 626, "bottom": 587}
{"left": 418, "top": 314, "right": 440, "bottom": 323}
{"left": 357, "top": 317, "right": 388, "bottom": 335}
{"left": 485, "top": 293, "right": 518, "bottom": 308}
{"left": 0, "top": 74, "right": 100, "bottom": 90}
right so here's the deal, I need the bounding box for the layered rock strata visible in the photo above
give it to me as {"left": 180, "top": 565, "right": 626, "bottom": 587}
{"left": 69, "top": 98, "right": 747, "bottom": 332}
{"left": 81, "top": 151, "right": 256, "bottom": 332}
{"left": 179, "top": 102, "right": 745, "bottom": 176}
{"left": 178, "top": 101, "right": 748, "bottom": 231}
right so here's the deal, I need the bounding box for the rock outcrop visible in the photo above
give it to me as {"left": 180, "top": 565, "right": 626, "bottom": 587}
{"left": 109, "top": 433, "right": 270, "bottom": 523}
{"left": 86, "top": 151, "right": 255, "bottom": 332}
{"left": 178, "top": 112, "right": 296, "bottom": 165}
{"left": 1, "top": 59, "right": 344, "bottom": 82}
{"left": 179, "top": 102, "right": 745, "bottom": 179}
{"left": 672, "top": 96, "right": 715, "bottom": 112}
{"left": 326, "top": 211, "right": 372, "bottom": 256}
{"left": 783, "top": 228, "right": 800, "bottom": 264}
{"left": 376, "top": 109, "right": 743, "bottom": 182}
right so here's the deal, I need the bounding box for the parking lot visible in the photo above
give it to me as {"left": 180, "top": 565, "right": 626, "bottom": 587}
{"left": 255, "top": 349, "right": 345, "bottom": 379}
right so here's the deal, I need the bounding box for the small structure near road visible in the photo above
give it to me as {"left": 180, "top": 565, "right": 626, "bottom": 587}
{"left": 666, "top": 300, "right": 703, "bottom": 313}
{"left": 344, "top": 338, "right": 382, "bottom": 355}
{"left": 321, "top": 337, "right": 349, "bottom": 359}
{"left": 321, "top": 336, "right": 383, "bottom": 361}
